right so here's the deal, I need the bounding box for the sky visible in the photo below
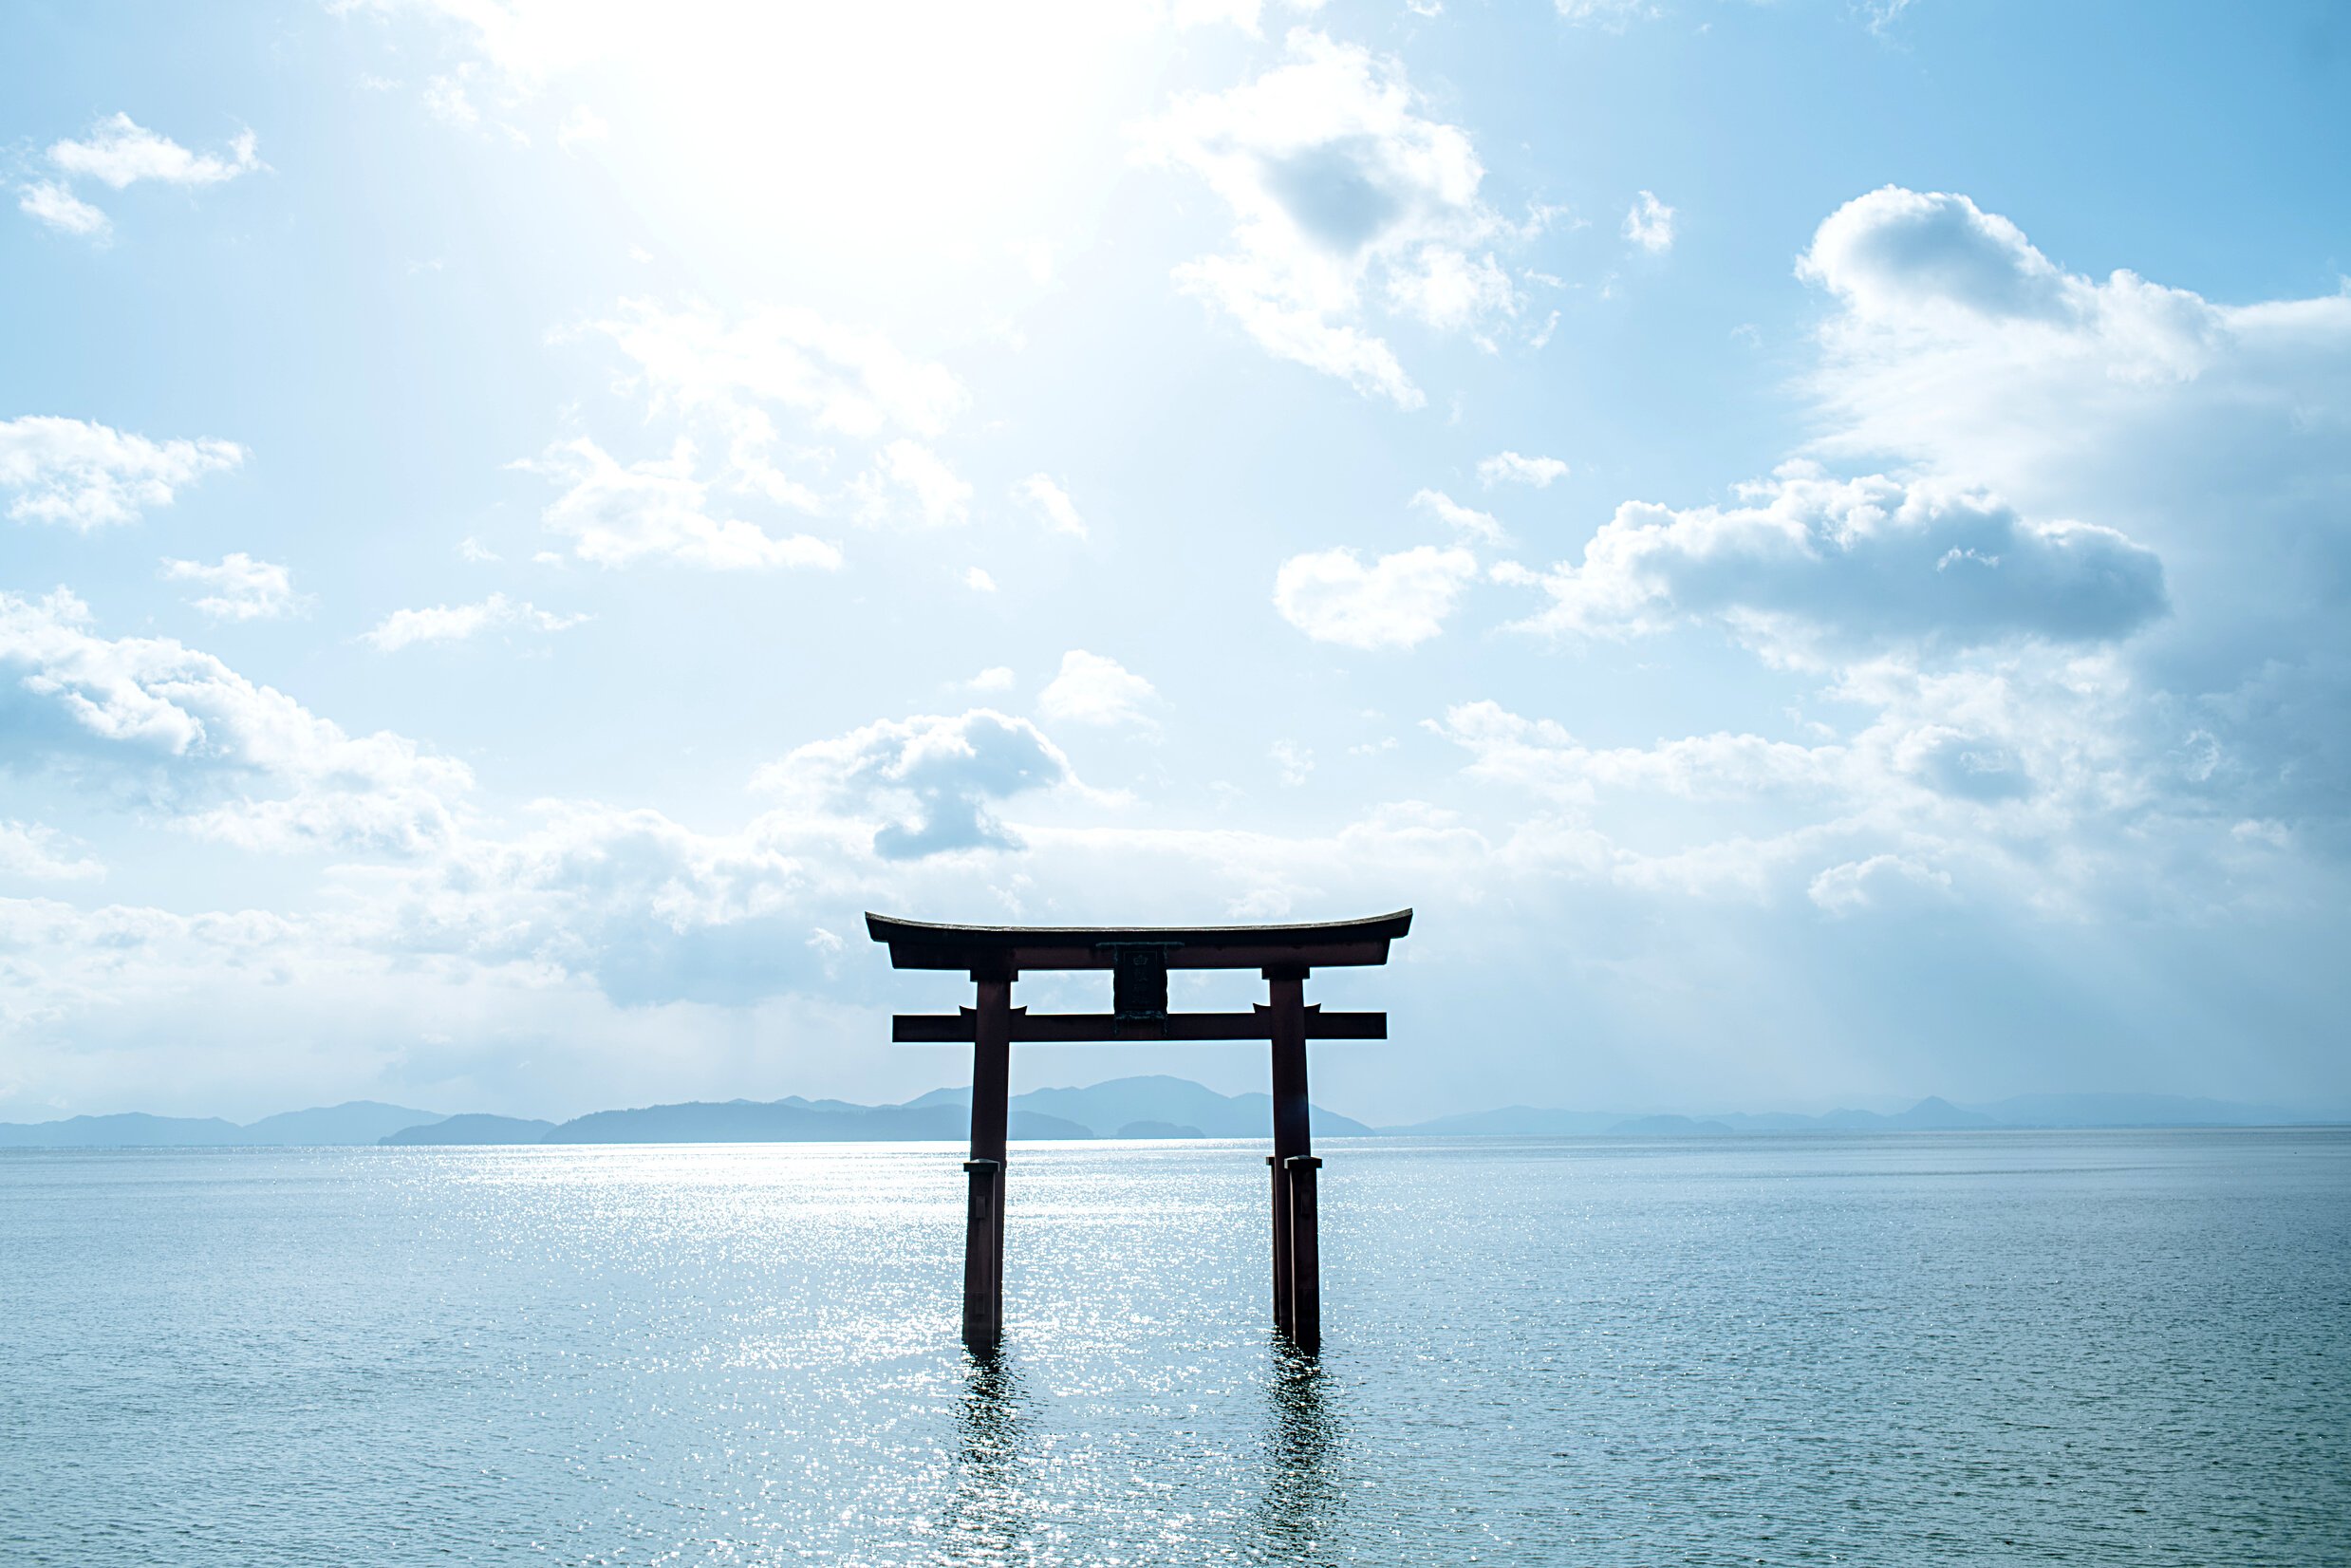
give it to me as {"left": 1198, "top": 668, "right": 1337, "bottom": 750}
{"left": 2, "top": 0, "right": 2347, "bottom": 1125}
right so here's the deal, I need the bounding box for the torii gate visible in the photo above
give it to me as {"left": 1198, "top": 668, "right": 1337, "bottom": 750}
{"left": 868, "top": 909, "right": 1412, "bottom": 1353}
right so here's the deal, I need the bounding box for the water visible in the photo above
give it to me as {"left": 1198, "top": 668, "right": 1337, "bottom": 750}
{"left": 3, "top": 1131, "right": 2345, "bottom": 1565}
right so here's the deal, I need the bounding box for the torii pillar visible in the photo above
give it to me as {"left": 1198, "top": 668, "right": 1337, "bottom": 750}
{"left": 869, "top": 910, "right": 1411, "bottom": 1354}
{"left": 961, "top": 973, "right": 1013, "bottom": 1348}
{"left": 1265, "top": 963, "right": 1320, "bottom": 1345}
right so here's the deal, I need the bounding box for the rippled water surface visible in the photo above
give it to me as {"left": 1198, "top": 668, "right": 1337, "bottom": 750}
{"left": 4, "top": 1130, "right": 2347, "bottom": 1565}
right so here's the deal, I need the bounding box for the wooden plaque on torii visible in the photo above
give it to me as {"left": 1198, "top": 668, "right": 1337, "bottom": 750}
{"left": 866, "top": 909, "right": 1412, "bottom": 1353}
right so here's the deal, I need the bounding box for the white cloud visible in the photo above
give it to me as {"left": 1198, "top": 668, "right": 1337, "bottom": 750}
{"left": 1800, "top": 186, "right": 2083, "bottom": 329}
{"left": 524, "top": 437, "right": 842, "bottom": 569}
{"left": 18, "top": 181, "right": 109, "bottom": 239}
{"left": 160, "top": 553, "right": 304, "bottom": 622}
{"left": 573, "top": 300, "right": 971, "bottom": 531}
{"left": 590, "top": 299, "right": 966, "bottom": 441}
{"left": 964, "top": 666, "right": 1016, "bottom": 693}
{"left": 1271, "top": 738, "right": 1313, "bottom": 784}
{"left": 754, "top": 708, "right": 1073, "bottom": 859}
{"left": 851, "top": 439, "right": 972, "bottom": 528}
{"left": 360, "top": 592, "right": 588, "bottom": 652}
{"left": 1795, "top": 185, "right": 2351, "bottom": 842}
{"left": 1410, "top": 487, "right": 1505, "bottom": 544}
{"left": 0, "top": 588, "right": 471, "bottom": 855}
{"left": 21, "top": 117, "right": 259, "bottom": 242}
{"left": 0, "top": 821, "right": 104, "bottom": 883}
{"left": 1623, "top": 190, "right": 1674, "bottom": 253}
{"left": 1477, "top": 450, "right": 1568, "bottom": 488}
{"left": 422, "top": 72, "right": 482, "bottom": 129}
{"left": 1274, "top": 543, "right": 1478, "bottom": 648}
{"left": 1807, "top": 854, "right": 1953, "bottom": 917}
{"left": 1431, "top": 700, "right": 1848, "bottom": 808}
{"left": 1014, "top": 473, "right": 1088, "bottom": 538}
{"left": 1453, "top": 189, "right": 2282, "bottom": 924}
{"left": 1038, "top": 649, "right": 1159, "bottom": 727}
{"left": 0, "top": 417, "right": 244, "bottom": 531}
{"left": 47, "top": 115, "right": 259, "bottom": 189}
{"left": 1556, "top": 0, "right": 1659, "bottom": 26}
{"left": 558, "top": 104, "right": 609, "bottom": 148}
{"left": 1505, "top": 465, "right": 2167, "bottom": 660}
{"left": 962, "top": 567, "right": 998, "bottom": 593}
{"left": 1138, "top": 29, "right": 1531, "bottom": 408}
{"left": 456, "top": 536, "right": 501, "bottom": 562}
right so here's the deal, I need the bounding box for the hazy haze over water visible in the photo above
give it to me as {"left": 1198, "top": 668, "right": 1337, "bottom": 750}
{"left": 4, "top": 1131, "right": 2345, "bottom": 1565}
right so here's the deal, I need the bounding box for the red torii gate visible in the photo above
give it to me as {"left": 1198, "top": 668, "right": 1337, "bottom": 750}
{"left": 867, "top": 909, "right": 1412, "bottom": 1353}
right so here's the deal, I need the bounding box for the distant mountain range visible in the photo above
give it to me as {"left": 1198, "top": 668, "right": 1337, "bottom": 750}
{"left": 0, "top": 1079, "right": 2336, "bottom": 1149}
{"left": 0, "top": 1100, "right": 445, "bottom": 1148}
{"left": 1401, "top": 1092, "right": 2329, "bottom": 1136}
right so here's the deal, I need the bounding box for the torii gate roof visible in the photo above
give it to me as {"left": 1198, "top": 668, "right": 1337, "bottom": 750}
{"left": 864, "top": 909, "right": 1411, "bottom": 973}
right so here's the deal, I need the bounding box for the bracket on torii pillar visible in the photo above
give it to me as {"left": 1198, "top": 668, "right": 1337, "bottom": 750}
{"left": 867, "top": 908, "right": 1412, "bottom": 1353}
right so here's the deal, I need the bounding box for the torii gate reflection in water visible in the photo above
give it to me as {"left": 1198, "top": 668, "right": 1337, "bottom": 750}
{"left": 868, "top": 910, "right": 1412, "bottom": 1354}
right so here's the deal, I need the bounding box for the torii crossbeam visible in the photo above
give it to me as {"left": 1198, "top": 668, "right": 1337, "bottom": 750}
{"left": 867, "top": 909, "right": 1412, "bottom": 1353}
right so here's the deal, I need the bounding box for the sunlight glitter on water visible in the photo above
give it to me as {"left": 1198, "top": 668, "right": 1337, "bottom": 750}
{"left": 4, "top": 1131, "right": 2347, "bottom": 1565}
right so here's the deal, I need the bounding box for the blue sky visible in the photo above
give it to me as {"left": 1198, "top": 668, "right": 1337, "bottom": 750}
{"left": 3, "top": 0, "right": 2346, "bottom": 1124}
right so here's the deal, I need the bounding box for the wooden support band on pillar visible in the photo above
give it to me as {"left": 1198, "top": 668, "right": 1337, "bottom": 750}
{"left": 961, "top": 1158, "right": 1003, "bottom": 1350}
{"left": 1267, "top": 1153, "right": 1291, "bottom": 1335}
{"left": 1284, "top": 1155, "right": 1323, "bottom": 1353}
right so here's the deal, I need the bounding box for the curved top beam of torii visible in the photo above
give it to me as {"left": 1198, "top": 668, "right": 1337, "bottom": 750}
{"left": 863, "top": 908, "right": 1412, "bottom": 974}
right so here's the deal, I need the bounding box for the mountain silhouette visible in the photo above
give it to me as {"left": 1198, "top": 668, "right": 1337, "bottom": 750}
{"left": 383, "top": 1114, "right": 553, "bottom": 1146}
{"left": 1, "top": 1083, "right": 2332, "bottom": 1148}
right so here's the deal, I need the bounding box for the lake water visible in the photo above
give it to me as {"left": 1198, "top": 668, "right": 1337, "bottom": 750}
{"left": 3, "top": 1130, "right": 2345, "bottom": 1565}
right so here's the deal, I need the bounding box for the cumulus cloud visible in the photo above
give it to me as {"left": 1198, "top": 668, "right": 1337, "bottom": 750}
{"left": 1796, "top": 185, "right": 2351, "bottom": 843}
{"left": 160, "top": 554, "right": 303, "bottom": 622}
{"left": 1478, "top": 450, "right": 1568, "bottom": 488}
{"left": 1801, "top": 186, "right": 2081, "bottom": 327}
{"left": 1427, "top": 600, "right": 2308, "bottom": 921}
{"left": 1410, "top": 487, "right": 1505, "bottom": 544}
{"left": 1431, "top": 700, "right": 1847, "bottom": 807}
{"left": 18, "top": 181, "right": 109, "bottom": 239}
{"left": 376, "top": 798, "right": 818, "bottom": 1007}
{"left": 1480, "top": 183, "right": 2345, "bottom": 915}
{"left": 0, "top": 821, "right": 104, "bottom": 883}
{"left": 852, "top": 439, "right": 972, "bottom": 529}
{"left": 0, "top": 588, "right": 470, "bottom": 855}
{"left": 1807, "top": 854, "right": 1952, "bottom": 916}
{"left": 1275, "top": 543, "right": 1480, "bottom": 648}
{"left": 568, "top": 300, "right": 978, "bottom": 532}
{"left": 0, "top": 417, "right": 244, "bottom": 531}
{"left": 22, "top": 116, "right": 259, "bottom": 238}
{"left": 1622, "top": 190, "right": 1674, "bottom": 253}
{"left": 1139, "top": 29, "right": 1530, "bottom": 407}
{"left": 590, "top": 299, "right": 966, "bottom": 441}
{"left": 47, "top": 115, "right": 259, "bottom": 189}
{"left": 361, "top": 592, "right": 588, "bottom": 651}
{"left": 524, "top": 437, "right": 842, "bottom": 569}
{"left": 1506, "top": 465, "right": 2167, "bottom": 659}
{"left": 1014, "top": 473, "right": 1087, "bottom": 538}
{"left": 755, "top": 709, "right": 1073, "bottom": 859}
{"left": 1038, "top": 650, "right": 1159, "bottom": 727}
